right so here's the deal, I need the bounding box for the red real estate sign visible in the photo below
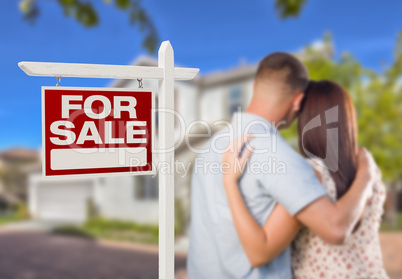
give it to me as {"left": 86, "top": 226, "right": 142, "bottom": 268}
{"left": 42, "top": 87, "right": 155, "bottom": 177}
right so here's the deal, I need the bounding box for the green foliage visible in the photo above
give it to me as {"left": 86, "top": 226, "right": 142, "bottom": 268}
{"left": 87, "top": 217, "right": 158, "bottom": 244}
{"left": 381, "top": 213, "right": 402, "bottom": 231}
{"left": 281, "top": 33, "right": 402, "bottom": 185}
{"left": 86, "top": 198, "right": 98, "bottom": 219}
{"left": 275, "top": 0, "right": 307, "bottom": 18}
{"left": 16, "top": 203, "right": 30, "bottom": 219}
{"left": 115, "top": 0, "right": 131, "bottom": 10}
{"left": 58, "top": 0, "right": 99, "bottom": 27}
{"left": 85, "top": 217, "right": 159, "bottom": 235}
{"left": 0, "top": 203, "right": 30, "bottom": 226}
{"left": 52, "top": 226, "right": 94, "bottom": 239}
{"left": 0, "top": 213, "right": 24, "bottom": 225}
{"left": 175, "top": 199, "right": 185, "bottom": 235}
{"left": 53, "top": 217, "right": 159, "bottom": 244}
{"left": 355, "top": 34, "right": 402, "bottom": 182}
{"left": 19, "top": 0, "right": 39, "bottom": 23}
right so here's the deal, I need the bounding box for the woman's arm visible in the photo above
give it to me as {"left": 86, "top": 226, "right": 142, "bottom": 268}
{"left": 225, "top": 178, "right": 300, "bottom": 267}
{"left": 222, "top": 136, "right": 301, "bottom": 267}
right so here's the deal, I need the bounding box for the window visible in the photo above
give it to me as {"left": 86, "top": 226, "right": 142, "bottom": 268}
{"left": 229, "top": 86, "right": 243, "bottom": 116}
{"left": 134, "top": 175, "right": 158, "bottom": 200}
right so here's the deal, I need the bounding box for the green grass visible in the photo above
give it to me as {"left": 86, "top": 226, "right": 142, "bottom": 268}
{"left": 381, "top": 213, "right": 402, "bottom": 231}
{"left": 0, "top": 214, "right": 24, "bottom": 225}
{"left": 53, "top": 218, "right": 159, "bottom": 245}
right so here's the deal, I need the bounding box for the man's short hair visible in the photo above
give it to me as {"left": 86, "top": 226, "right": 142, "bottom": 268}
{"left": 256, "top": 52, "right": 309, "bottom": 92}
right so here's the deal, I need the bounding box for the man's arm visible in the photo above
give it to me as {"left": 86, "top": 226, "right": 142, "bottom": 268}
{"left": 295, "top": 148, "right": 376, "bottom": 244}
{"left": 224, "top": 176, "right": 301, "bottom": 267}
{"left": 222, "top": 138, "right": 301, "bottom": 267}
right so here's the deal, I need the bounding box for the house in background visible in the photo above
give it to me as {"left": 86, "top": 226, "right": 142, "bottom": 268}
{"left": 26, "top": 56, "right": 256, "bottom": 229}
{"left": 0, "top": 148, "right": 39, "bottom": 209}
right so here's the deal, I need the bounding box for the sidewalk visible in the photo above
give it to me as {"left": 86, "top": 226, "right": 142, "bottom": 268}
{"left": 380, "top": 232, "right": 402, "bottom": 279}
{"left": 0, "top": 230, "right": 187, "bottom": 279}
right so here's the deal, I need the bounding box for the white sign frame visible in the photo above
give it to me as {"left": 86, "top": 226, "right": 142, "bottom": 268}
{"left": 19, "top": 41, "right": 199, "bottom": 279}
{"left": 41, "top": 86, "right": 156, "bottom": 179}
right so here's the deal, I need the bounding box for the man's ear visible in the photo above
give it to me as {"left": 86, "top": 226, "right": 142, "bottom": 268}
{"left": 292, "top": 92, "right": 305, "bottom": 112}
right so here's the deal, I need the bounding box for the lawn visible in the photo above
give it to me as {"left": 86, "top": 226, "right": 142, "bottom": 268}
{"left": 0, "top": 214, "right": 24, "bottom": 225}
{"left": 53, "top": 218, "right": 159, "bottom": 245}
{"left": 53, "top": 213, "right": 402, "bottom": 245}
{"left": 381, "top": 213, "right": 402, "bottom": 231}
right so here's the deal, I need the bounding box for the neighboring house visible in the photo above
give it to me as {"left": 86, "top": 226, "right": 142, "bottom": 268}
{"left": 0, "top": 148, "right": 39, "bottom": 207}
{"left": 0, "top": 148, "right": 40, "bottom": 163}
{"left": 26, "top": 56, "right": 256, "bottom": 227}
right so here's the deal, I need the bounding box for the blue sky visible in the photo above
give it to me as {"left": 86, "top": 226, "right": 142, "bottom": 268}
{"left": 0, "top": 0, "right": 401, "bottom": 150}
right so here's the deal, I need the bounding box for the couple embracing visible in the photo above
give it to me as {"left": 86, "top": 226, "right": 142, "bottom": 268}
{"left": 187, "top": 52, "right": 388, "bottom": 278}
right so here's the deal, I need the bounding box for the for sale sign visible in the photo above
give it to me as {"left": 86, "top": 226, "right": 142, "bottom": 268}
{"left": 42, "top": 87, "right": 155, "bottom": 177}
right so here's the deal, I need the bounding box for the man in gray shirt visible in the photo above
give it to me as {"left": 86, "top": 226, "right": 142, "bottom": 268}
{"left": 187, "top": 53, "right": 375, "bottom": 278}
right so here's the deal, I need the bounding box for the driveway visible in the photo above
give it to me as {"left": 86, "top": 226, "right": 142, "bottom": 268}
{"left": 0, "top": 231, "right": 186, "bottom": 279}
{"left": 380, "top": 232, "right": 402, "bottom": 279}
{"left": 0, "top": 231, "right": 400, "bottom": 279}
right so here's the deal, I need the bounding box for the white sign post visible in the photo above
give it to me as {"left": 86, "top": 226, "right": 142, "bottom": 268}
{"left": 19, "top": 41, "right": 199, "bottom": 279}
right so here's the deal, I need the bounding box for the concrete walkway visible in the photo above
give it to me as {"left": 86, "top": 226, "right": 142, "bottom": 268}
{"left": 2, "top": 220, "right": 80, "bottom": 232}
{"left": 380, "top": 232, "right": 402, "bottom": 279}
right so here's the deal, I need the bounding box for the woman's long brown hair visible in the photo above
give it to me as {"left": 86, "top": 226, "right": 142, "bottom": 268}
{"left": 298, "top": 80, "right": 358, "bottom": 199}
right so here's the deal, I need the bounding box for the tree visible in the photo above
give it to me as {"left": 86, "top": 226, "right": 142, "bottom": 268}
{"left": 18, "top": 0, "right": 308, "bottom": 53}
{"left": 354, "top": 33, "right": 402, "bottom": 185}
{"left": 275, "top": 0, "right": 307, "bottom": 18}
{"left": 280, "top": 33, "right": 402, "bottom": 226}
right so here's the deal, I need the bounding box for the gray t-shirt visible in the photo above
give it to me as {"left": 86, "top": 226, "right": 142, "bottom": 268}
{"left": 187, "top": 112, "right": 327, "bottom": 279}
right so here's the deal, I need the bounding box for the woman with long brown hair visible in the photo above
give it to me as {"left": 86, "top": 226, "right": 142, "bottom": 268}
{"left": 222, "top": 80, "right": 388, "bottom": 278}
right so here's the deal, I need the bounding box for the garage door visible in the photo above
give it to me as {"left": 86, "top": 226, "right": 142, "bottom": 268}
{"left": 37, "top": 181, "right": 93, "bottom": 223}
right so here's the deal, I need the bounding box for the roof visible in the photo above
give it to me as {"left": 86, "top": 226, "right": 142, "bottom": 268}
{"left": 0, "top": 148, "right": 40, "bottom": 163}
{"left": 198, "top": 64, "right": 257, "bottom": 88}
